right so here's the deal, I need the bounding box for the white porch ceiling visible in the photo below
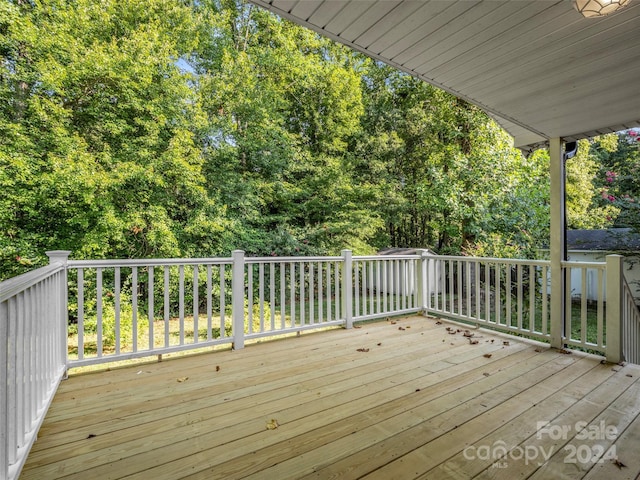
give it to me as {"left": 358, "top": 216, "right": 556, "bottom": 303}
{"left": 249, "top": 0, "right": 640, "bottom": 153}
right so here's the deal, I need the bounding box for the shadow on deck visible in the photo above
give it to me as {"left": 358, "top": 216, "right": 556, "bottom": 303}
{"left": 21, "top": 316, "right": 640, "bottom": 479}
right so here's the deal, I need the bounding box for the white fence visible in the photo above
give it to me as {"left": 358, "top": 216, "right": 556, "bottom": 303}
{"left": 64, "top": 250, "right": 424, "bottom": 369}
{"left": 423, "top": 255, "right": 553, "bottom": 342}
{"left": 2, "top": 249, "right": 639, "bottom": 480}
{"left": 0, "top": 252, "right": 68, "bottom": 480}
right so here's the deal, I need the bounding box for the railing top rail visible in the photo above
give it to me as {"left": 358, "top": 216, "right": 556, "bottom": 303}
{"left": 426, "top": 254, "right": 551, "bottom": 266}
{"left": 562, "top": 260, "right": 607, "bottom": 269}
{"left": 245, "top": 255, "right": 342, "bottom": 264}
{"left": 355, "top": 255, "right": 421, "bottom": 261}
{"left": 67, "top": 257, "right": 234, "bottom": 268}
{"left": 0, "top": 264, "right": 64, "bottom": 303}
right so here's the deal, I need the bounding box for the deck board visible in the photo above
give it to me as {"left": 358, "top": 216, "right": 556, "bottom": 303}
{"left": 20, "top": 316, "right": 640, "bottom": 480}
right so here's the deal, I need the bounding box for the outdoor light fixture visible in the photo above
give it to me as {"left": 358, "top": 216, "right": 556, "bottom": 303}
{"left": 573, "top": 0, "right": 632, "bottom": 17}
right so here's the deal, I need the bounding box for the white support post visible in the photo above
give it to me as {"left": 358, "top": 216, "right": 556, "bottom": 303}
{"left": 341, "top": 249, "right": 353, "bottom": 329}
{"left": 46, "top": 251, "right": 71, "bottom": 372}
{"left": 549, "top": 138, "right": 565, "bottom": 350}
{"left": 606, "top": 254, "right": 624, "bottom": 363}
{"left": 231, "top": 250, "right": 245, "bottom": 350}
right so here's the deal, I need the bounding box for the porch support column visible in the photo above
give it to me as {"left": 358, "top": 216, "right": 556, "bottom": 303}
{"left": 549, "top": 137, "right": 565, "bottom": 349}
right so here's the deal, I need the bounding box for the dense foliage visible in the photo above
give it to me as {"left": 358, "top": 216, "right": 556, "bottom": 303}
{"left": 1, "top": 0, "right": 637, "bottom": 281}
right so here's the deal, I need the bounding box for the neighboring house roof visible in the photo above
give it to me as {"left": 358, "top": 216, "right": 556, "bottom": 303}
{"left": 566, "top": 228, "right": 640, "bottom": 252}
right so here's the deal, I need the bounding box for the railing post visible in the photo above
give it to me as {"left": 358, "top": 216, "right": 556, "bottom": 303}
{"left": 341, "top": 249, "right": 353, "bottom": 329}
{"left": 46, "top": 251, "right": 71, "bottom": 371}
{"left": 417, "top": 250, "right": 428, "bottom": 313}
{"left": 606, "top": 254, "right": 624, "bottom": 363}
{"left": 232, "top": 250, "right": 245, "bottom": 350}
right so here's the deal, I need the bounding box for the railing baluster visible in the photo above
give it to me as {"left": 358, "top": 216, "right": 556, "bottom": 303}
{"left": 207, "top": 265, "right": 212, "bottom": 341}
{"left": 309, "top": 263, "right": 315, "bottom": 325}
{"left": 163, "top": 266, "right": 169, "bottom": 346}
{"left": 280, "top": 262, "right": 286, "bottom": 329}
{"left": 248, "top": 263, "right": 253, "bottom": 334}
{"left": 178, "top": 265, "right": 184, "bottom": 345}
{"left": 269, "top": 262, "right": 275, "bottom": 330}
{"left": 132, "top": 267, "right": 138, "bottom": 353}
{"left": 96, "top": 268, "right": 103, "bottom": 357}
{"left": 77, "top": 268, "right": 84, "bottom": 360}
{"left": 115, "top": 267, "right": 121, "bottom": 354}
{"left": 318, "top": 262, "right": 324, "bottom": 322}
{"left": 193, "top": 265, "right": 199, "bottom": 343}
{"left": 220, "top": 264, "right": 226, "bottom": 338}
{"left": 259, "top": 262, "right": 265, "bottom": 333}
{"left": 300, "top": 262, "right": 305, "bottom": 326}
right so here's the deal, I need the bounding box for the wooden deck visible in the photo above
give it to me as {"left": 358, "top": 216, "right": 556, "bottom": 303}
{"left": 20, "top": 316, "right": 640, "bottom": 480}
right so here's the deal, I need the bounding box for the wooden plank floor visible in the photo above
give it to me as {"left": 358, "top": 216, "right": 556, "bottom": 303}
{"left": 21, "top": 316, "right": 640, "bottom": 480}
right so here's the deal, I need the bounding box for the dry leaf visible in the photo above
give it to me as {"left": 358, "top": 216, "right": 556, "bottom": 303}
{"left": 406, "top": 326, "right": 411, "bottom": 328}
{"left": 266, "top": 419, "right": 279, "bottom": 430}
{"left": 356, "top": 348, "right": 370, "bottom": 352}
{"left": 503, "top": 341, "right": 510, "bottom": 346}
{"left": 446, "top": 327, "right": 453, "bottom": 332}
{"left": 612, "top": 458, "right": 626, "bottom": 469}
{"left": 353, "top": 325, "right": 362, "bottom": 329}
{"left": 448, "top": 330, "right": 457, "bottom": 335}
{"left": 483, "top": 372, "right": 490, "bottom": 377}
{"left": 86, "top": 434, "right": 96, "bottom": 439}
{"left": 534, "top": 348, "right": 542, "bottom": 352}
{"left": 483, "top": 353, "right": 492, "bottom": 358}
{"left": 390, "top": 321, "right": 397, "bottom": 325}
{"left": 177, "top": 377, "right": 189, "bottom": 383}
{"left": 216, "top": 365, "right": 220, "bottom": 372}
{"left": 490, "top": 339, "right": 495, "bottom": 343}
{"left": 463, "top": 331, "right": 474, "bottom": 338}
{"left": 626, "top": 374, "right": 633, "bottom": 377}
{"left": 435, "top": 321, "right": 443, "bottom": 325}
{"left": 398, "top": 326, "right": 406, "bottom": 331}
{"left": 377, "top": 343, "right": 382, "bottom": 346}
{"left": 469, "top": 339, "right": 479, "bottom": 345}
{"left": 558, "top": 348, "right": 572, "bottom": 355}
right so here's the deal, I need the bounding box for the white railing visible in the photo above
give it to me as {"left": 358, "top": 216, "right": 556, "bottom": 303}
{"left": 352, "top": 255, "right": 422, "bottom": 322}
{"left": 622, "top": 277, "right": 640, "bottom": 364}
{"left": 65, "top": 250, "right": 422, "bottom": 368}
{"left": 563, "top": 261, "right": 607, "bottom": 355}
{"left": 1, "top": 249, "right": 632, "bottom": 480}
{"left": 424, "top": 255, "right": 552, "bottom": 342}
{"left": 0, "top": 252, "right": 68, "bottom": 480}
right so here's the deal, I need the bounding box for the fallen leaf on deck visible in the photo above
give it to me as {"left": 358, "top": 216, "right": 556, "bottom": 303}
{"left": 406, "top": 326, "right": 411, "bottom": 328}
{"left": 483, "top": 354, "right": 492, "bottom": 358}
{"left": 469, "top": 339, "right": 479, "bottom": 345}
{"left": 398, "top": 326, "right": 406, "bottom": 331}
{"left": 266, "top": 419, "right": 279, "bottom": 430}
{"left": 483, "top": 372, "right": 490, "bottom": 377}
{"left": 216, "top": 365, "right": 220, "bottom": 372}
{"left": 612, "top": 367, "right": 621, "bottom": 372}
{"left": 534, "top": 348, "right": 542, "bottom": 352}
{"left": 503, "top": 341, "right": 510, "bottom": 346}
{"left": 463, "top": 331, "right": 474, "bottom": 338}
{"left": 377, "top": 343, "right": 382, "bottom": 346}
{"left": 86, "top": 434, "right": 96, "bottom": 439}
{"left": 177, "top": 377, "right": 189, "bottom": 382}
{"left": 435, "top": 321, "right": 442, "bottom": 325}
{"left": 612, "top": 458, "right": 626, "bottom": 469}
{"left": 626, "top": 374, "right": 633, "bottom": 377}
{"left": 356, "top": 348, "right": 370, "bottom": 352}
{"left": 353, "top": 325, "right": 362, "bottom": 329}
{"left": 558, "top": 348, "right": 572, "bottom": 355}
{"left": 490, "top": 339, "right": 494, "bottom": 343}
